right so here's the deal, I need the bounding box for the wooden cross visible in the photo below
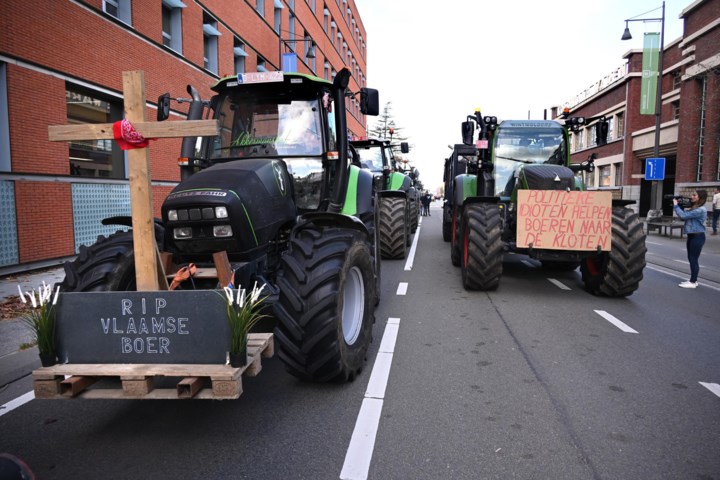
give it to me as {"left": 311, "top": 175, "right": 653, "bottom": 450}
{"left": 49, "top": 70, "right": 217, "bottom": 291}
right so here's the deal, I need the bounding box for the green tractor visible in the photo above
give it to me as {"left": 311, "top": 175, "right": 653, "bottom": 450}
{"left": 450, "top": 110, "right": 646, "bottom": 296}
{"left": 59, "top": 69, "right": 381, "bottom": 382}
{"left": 351, "top": 137, "right": 419, "bottom": 259}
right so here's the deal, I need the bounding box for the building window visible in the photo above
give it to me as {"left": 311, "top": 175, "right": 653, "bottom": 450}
{"left": 257, "top": 59, "right": 268, "bottom": 72}
{"left": 324, "top": 61, "right": 330, "bottom": 80}
{"left": 104, "top": 0, "right": 132, "bottom": 25}
{"left": 331, "top": 21, "right": 336, "bottom": 49}
{"left": 256, "top": 0, "right": 265, "bottom": 17}
{"left": 203, "top": 13, "right": 221, "bottom": 74}
{"left": 161, "top": 0, "right": 185, "bottom": 53}
{"left": 274, "top": 1, "right": 283, "bottom": 33}
{"left": 672, "top": 72, "right": 682, "bottom": 91}
{"left": 66, "top": 86, "right": 124, "bottom": 179}
{"left": 614, "top": 162, "right": 623, "bottom": 186}
{"left": 672, "top": 101, "right": 680, "bottom": 120}
{"left": 599, "top": 165, "right": 611, "bottom": 187}
{"left": 310, "top": 0, "right": 316, "bottom": 13}
{"left": 606, "top": 117, "right": 615, "bottom": 143}
{"left": 575, "top": 129, "right": 584, "bottom": 151}
{"left": 324, "top": 8, "right": 329, "bottom": 32}
{"left": 616, "top": 112, "right": 624, "bottom": 138}
{"left": 234, "top": 39, "right": 248, "bottom": 74}
{"left": 0, "top": 63, "right": 10, "bottom": 172}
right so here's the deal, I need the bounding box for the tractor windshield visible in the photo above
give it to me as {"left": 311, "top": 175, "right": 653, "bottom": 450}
{"left": 492, "top": 122, "right": 567, "bottom": 196}
{"left": 210, "top": 94, "right": 324, "bottom": 159}
{"left": 355, "top": 146, "right": 384, "bottom": 172}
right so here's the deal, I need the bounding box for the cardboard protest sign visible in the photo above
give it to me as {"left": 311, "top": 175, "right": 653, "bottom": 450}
{"left": 517, "top": 190, "right": 612, "bottom": 251}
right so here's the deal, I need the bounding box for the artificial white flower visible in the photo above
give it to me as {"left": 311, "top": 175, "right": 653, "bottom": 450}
{"left": 52, "top": 286, "right": 60, "bottom": 305}
{"left": 17, "top": 285, "right": 26, "bottom": 303}
{"left": 224, "top": 286, "right": 234, "bottom": 305}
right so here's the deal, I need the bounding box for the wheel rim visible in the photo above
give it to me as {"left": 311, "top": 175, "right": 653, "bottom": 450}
{"left": 342, "top": 266, "right": 365, "bottom": 345}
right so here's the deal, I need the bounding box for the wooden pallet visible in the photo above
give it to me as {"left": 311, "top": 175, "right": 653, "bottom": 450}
{"left": 32, "top": 333, "right": 274, "bottom": 400}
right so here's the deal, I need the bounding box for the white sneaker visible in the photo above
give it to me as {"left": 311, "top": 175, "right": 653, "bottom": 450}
{"left": 678, "top": 281, "right": 698, "bottom": 288}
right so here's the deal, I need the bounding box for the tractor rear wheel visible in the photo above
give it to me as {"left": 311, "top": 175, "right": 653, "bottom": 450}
{"left": 274, "top": 226, "right": 375, "bottom": 382}
{"left": 409, "top": 199, "right": 418, "bottom": 233}
{"left": 580, "top": 207, "right": 646, "bottom": 297}
{"left": 378, "top": 196, "right": 407, "bottom": 259}
{"left": 59, "top": 230, "right": 137, "bottom": 292}
{"left": 451, "top": 206, "right": 462, "bottom": 266}
{"left": 461, "top": 203, "right": 504, "bottom": 290}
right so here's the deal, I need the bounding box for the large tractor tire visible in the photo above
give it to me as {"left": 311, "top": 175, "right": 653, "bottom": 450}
{"left": 409, "top": 199, "right": 419, "bottom": 233}
{"left": 461, "top": 203, "right": 504, "bottom": 290}
{"left": 378, "top": 196, "right": 407, "bottom": 259}
{"left": 450, "top": 206, "right": 462, "bottom": 266}
{"left": 360, "top": 208, "right": 382, "bottom": 306}
{"left": 59, "top": 230, "right": 137, "bottom": 292}
{"left": 580, "top": 207, "right": 646, "bottom": 297}
{"left": 274, "top": 226, "right": 375, "bottom": 382}
{"left": 442, "top": 220, "right": 452, "bottom": 242}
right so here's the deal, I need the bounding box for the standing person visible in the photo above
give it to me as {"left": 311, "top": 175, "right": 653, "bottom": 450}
{"left": 712, "top": 187, "right": 720, "bottom": 235}
{"left": 673, "top": 189, "right": 708, "bottom": 288}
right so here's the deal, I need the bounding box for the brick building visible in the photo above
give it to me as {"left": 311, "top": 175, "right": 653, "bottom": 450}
{"left": 554, "top": 0, "right": 719, "bottom": 217}
{"left": 0, "top": 0, "right": 370, "bottom": 272}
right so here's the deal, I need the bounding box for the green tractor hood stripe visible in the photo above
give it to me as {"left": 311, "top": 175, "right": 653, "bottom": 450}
{"left": 241, "top": 203, "right": 258, "bottom": 246}
{"left": 341, "top": 166, "right": 360, "bottom": 215}
{"left": 389, "top": 172, "right": 405, "bottom": 190}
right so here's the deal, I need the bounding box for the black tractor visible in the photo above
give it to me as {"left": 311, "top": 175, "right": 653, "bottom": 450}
{"left": 449, "top": 110, "right": 646, "bottom": 296}
{"left": 351, "top": 137, "right": 419, "bottom": 259}
{"left": 442, "top": 143, "right": 474, "bottom": 243}
{"left": 59, "top": 69, "right": 381, "bottom": 382}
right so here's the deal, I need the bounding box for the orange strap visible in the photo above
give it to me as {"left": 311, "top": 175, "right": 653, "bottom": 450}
{"left": 169, "top": 263, "right": 197, "bottom": 291}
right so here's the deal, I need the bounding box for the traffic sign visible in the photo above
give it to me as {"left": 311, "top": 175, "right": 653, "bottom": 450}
{"left": 645, "top": 157, "right": 665, "bottom": 181}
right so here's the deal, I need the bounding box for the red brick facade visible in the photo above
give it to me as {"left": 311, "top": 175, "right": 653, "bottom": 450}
{"left": 0, "top": 0, "right": 369, "bottom": 270}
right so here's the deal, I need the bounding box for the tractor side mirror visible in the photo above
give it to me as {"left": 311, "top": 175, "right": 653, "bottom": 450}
{"left": 157, "top": 93, "right": 171, "bottom": 121}
{"left": 360, "top": 88, "right": 379, "bottom": 116}
{"left": 400, "top": 142, "right": 409, "bottom": 154}
{"left": 461, "top": 121, "right": 474, "bottom": 146}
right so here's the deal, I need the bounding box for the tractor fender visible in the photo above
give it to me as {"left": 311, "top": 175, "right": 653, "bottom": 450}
{"left": 453, "top": 174, "right": 477, "bottom": 206}
{"left": 388, "top": 171, "right": 411, "bottom": 191}
{"left": 378, "top": 189, "right": 407, "bottom": 199}
{"left": 296, "top": 211, "right": 370, "bottom": 237}
{"left": 341, "top": 165, "right": 374, "bottom": 217}
{"left": 101, "top": 216, "right": 164, "bottom": 229}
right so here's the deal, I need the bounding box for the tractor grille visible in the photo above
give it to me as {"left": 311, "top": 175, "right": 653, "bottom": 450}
{"left": 522, "top": 165, "right": 575, "bottom": 191}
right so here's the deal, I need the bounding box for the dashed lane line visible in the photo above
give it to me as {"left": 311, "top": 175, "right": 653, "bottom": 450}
{"left": 548, "top": 278, "right": 571, "bottom": 290}
{"left": 340, "top": 318, "right": 400, "bottom": 480}
{"left": 396, "top": 282, "right": 408, "bottom": 295}
{"left": 404, "top": 222, "right": 421, "bottom": 271}
{"left": 699, "top": 382, "right": 720, "bottom": 398}
{"left": 594, "top": 310, "right": 639, "bottom": 334}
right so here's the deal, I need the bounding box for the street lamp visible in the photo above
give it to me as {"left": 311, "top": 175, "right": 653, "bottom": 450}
{"left": 278, "top": 34, "right": 316, "bottom": 72}
{"left": 622, "top": 1, "right": 665, "bottom": 211}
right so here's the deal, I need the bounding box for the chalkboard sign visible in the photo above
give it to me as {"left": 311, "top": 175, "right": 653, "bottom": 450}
{"left": 56, "top": 291, "right": 231, "bottom": 364}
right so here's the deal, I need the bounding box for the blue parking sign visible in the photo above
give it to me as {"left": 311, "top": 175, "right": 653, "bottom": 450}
{"left": 645, "top": 157, "right": 665, "bottom": 181}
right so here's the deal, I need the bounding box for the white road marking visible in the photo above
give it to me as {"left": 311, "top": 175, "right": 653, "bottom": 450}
{"left": 645, "top": 241, "right": 663, "bottom": 245}
{"left": 0, "top": 391, "right": 34, "bottom": 418}
{"left": 396, "top": 282, "right": 408, "bottom": 295}
{"left": 341, "top": 318, "right": 401, "bottom": 480}
{"left": 594, "top": 310, "right": 638, "bottom": 334}
{"left": 404, "top": 223, "right": 421, "bottom": 271}
{"left": 673, "top": 259, "right": 689, "bottom": 265}
{"left": 548, "top": 278, "right": 571, "bottom": 290}
{"left": 699, "top": 382, "right": 720, "bottom": 398}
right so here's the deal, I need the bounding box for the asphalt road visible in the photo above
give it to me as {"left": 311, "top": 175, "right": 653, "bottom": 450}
{"left": 1, "top": 203, "right": 719, "bottom": 479}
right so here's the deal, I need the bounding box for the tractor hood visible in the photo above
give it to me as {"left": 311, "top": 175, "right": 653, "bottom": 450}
{"left": 162, "top": 158, "right": 296, "bottom": 260}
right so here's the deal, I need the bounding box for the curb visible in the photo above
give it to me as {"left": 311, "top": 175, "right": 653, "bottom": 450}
{"left": 0, "top": 347, "right": 39, "bottom": 389}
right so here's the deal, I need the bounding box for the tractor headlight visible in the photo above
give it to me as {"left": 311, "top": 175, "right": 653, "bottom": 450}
{"left": 168, "top": 210, "right": 178, "bottom": 221}
{"left": 215, "top": 206, "right": 229, "bottom": 219}
{"left": 213, "top": 225, "right": 233, "bottom": 237}
{"left": 173, "top": 227, "right": 193, "bottom": 239}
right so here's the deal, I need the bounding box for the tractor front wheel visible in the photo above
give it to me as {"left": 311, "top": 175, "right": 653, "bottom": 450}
{"left": 274, "top": 226, "right": 375, "bottom": 382}
{"left": 378, "top": 196, "right": 407, "bottom": 259}
{"left": 580, "top": 207, "right": 646, "bottom": 297}
{"left": 461, "top": 203, "right": 504, "bottom": 290}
